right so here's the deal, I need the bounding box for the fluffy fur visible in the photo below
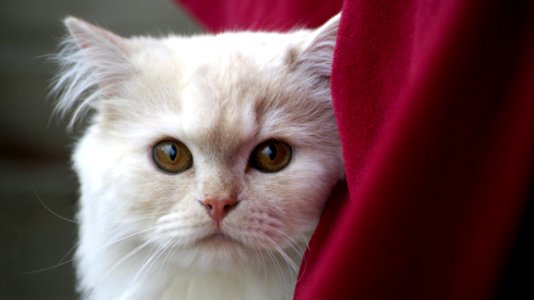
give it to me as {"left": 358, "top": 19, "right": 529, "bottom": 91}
{"left": 53, "top": 14, "right": 343, "bottom": 300}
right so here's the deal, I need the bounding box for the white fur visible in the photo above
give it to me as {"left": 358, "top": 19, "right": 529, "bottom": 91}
{"left": 53, "top": 14, "right": 343, "bottom": 300}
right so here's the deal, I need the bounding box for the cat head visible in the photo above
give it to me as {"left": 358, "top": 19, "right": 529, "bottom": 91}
{"left": 54, "top": 15, "right": 344, "bottom": 270}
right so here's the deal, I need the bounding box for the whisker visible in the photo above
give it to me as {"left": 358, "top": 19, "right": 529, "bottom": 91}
{"left": 22, "top": 233, "right": 79, "bottom": 274}
{"left": 253, "top": 234, "right": 288, "bottom": 289}
{"left": 252, "top": 245, "right": 268, "bottom": 280}
{"left": 263, "top": 224, "right": 307, "bottom": 259}
{"left": 96, "top": 235, "right": 159, "bottom": 284}
{"left": 130, "top": 238, "right": 169, "bottom": 285}
{"left": 266, "top": 244, "right": 292, "bottom": 293}
{"left": 261, "top": 233, "right": 299, "bottom": 274}
{"left": 93, "top": 225, "right": 158, "bottom": 254}
{"left": 156, "top": 240, "right": 176, "bottom": 276}
{"left": 21, "top": 258, "right": 75, "bottom": 275}
{"left": 120, "top": 239, "right": 173, "bottom": 300}
{"left": 58, "top": 239, "right": 80, "bottom": 264}
{"left": 31, "top": 183, "right": 77, "bottom": 224}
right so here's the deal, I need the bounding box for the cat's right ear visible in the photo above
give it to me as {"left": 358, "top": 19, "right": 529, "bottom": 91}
{"left": 293, "top": 13, "right": 340, "bottom": 82}
{"left": 52, "top": 17, "right": 133, "bottom": 129}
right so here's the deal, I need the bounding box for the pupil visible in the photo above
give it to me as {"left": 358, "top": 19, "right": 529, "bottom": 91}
{"left": 168, "top": 144, "right": 177, "bottom": 161}
{"left": 263, "top": 144, "right": 277, "bottom": 161}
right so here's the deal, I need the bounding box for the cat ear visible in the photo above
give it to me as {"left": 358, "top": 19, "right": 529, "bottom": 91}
{"left": 293, "top": 13, "right": 340, "bottom": 81}
{"left": 52, "top": 17, "right": 134, "bottom": 129}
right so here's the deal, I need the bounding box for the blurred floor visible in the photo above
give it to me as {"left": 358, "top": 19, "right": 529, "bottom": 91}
{"left": 0, "top": 1, "right": 200, "bottom": 299}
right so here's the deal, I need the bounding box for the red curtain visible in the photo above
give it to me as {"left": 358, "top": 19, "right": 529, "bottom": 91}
{"left": 176, "top": 0, "right": 534, "bottom": 298}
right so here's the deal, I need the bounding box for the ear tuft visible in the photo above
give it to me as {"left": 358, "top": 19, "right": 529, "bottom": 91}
{"left": 295, "top": 13, "right": 340, "bottom": 81}
{"left": 51, "top": 17, "right": 133, "bottom": 130}
{"left": 63, "top": 17, "right": 126, "bottom": 51}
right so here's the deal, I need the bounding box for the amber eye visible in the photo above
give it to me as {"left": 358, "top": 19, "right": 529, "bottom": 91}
{"left": 250, "top": 139, "right": 292, "bottom": 173}
{"left": 152, "top": 140, "right": 193, "bottom": 174}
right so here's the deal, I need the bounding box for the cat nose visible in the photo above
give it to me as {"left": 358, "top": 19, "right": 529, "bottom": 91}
{"left": 199, "top": 198, "right": 238, "bottom": 223}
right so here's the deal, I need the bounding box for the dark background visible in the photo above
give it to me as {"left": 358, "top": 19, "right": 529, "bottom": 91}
{"left": 0, "top": 1, "right": 200, "bottom": 299}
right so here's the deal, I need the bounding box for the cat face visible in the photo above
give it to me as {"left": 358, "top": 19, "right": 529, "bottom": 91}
{"left": 56, "top": 17, "right": 343, "bottom": 270}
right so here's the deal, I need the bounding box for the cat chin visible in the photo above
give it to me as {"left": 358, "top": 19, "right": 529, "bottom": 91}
{"left": 160, "top": 230, "right": 308, "bottom": 274}
{"left": 166, "top": 237, "right": 261, "bottom": 272}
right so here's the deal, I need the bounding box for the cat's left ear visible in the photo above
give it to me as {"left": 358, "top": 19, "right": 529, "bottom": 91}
{"left": 293, "top": 13, "right": 340, "bottom": 80}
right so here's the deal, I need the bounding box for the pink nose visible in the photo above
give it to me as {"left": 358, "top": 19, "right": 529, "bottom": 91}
{"left": 200, "top": 198, "right": 238, "bottom": 223}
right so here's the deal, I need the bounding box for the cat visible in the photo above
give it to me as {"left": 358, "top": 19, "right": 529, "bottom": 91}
{"left": 52, "top": 13, "right": 343, "bottom": 300}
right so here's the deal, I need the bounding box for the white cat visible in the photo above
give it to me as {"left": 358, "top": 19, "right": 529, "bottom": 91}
{"left": 53, "top": 13, "right": 343, "bottom": 300}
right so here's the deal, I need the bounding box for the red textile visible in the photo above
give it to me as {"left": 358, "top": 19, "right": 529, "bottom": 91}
{"left": 177, "top": 0, "right": 342, "bottom": 32}
{"left": 176, "top": 0, "right": 534, "bottom": 299}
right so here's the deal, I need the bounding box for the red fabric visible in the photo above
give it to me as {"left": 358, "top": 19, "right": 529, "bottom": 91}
{"left": 177, "top": 0, "right": 342, "bottom": 31}
{"left": 176, "top": 0, "right": 534, "bottom": 299}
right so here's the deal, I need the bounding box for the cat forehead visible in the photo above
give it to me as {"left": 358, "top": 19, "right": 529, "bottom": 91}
{"left": 129, "top": 31, "right": 308, "bottom": 78}
{"left": 164, "top": 31, "right": 308, "bottom": 64}
{"left": 125, "top": 32, "right": 308, "bottom": 136}
{"left": 101, "top": 29, "right": 335, "bottom": 155}
{"left": 165, "top": 58, "right": 292, "bottom": 154}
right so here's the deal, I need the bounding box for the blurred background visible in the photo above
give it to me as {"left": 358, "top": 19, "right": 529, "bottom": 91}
{"left": 0, "top": 1, "right": 200, "bottom": 299}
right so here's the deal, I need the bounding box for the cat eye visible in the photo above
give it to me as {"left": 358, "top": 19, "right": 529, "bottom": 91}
{"left": 152, "top": 140, "right": 193, "bottom": 174}
{"left": 250, "top": 139, "right": 292, "bottom": 173}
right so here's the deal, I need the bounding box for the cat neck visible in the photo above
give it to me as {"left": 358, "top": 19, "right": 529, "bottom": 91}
{"left": 162, "top": 266, "right": 295, "bottom": 300}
